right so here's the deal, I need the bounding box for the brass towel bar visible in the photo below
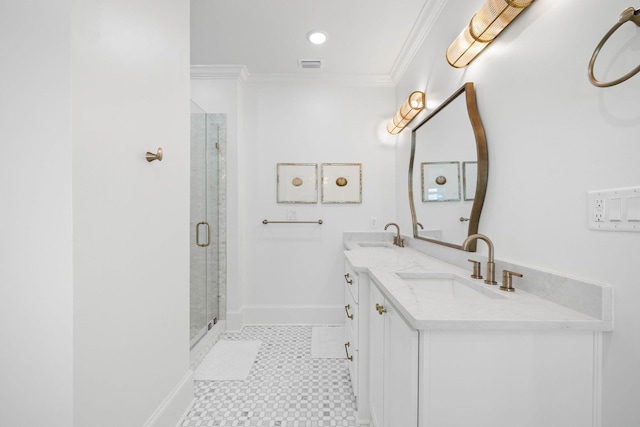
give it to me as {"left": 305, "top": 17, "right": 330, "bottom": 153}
{"left": 262, "top": 219, "right": 323, "bottom": 225}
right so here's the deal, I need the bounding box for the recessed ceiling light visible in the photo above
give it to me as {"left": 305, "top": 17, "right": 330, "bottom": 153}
{"left": 307, "top": 31, "right": 327, "bottom": 45}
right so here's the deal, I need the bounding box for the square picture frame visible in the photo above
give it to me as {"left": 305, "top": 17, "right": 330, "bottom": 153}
{"left": 276, "top": 163, "right": 318, "bottom": 203}
{"left": 421, "top": 161, "right": 461, "bottom": 202}
{"left": 321, "top": 163, "right": 362, "bottom": 204}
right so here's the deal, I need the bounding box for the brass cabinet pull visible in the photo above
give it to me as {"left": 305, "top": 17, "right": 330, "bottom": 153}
{"left": 375, "top": 303, "right": 387, "bottom": 315}
{"left": 196, "top": 221, "right": 211, "bottom": 247}
{"left": 344, "top": 342, "right": 353, "bottom": 361}
{"left": 344, "top": 273, "right": 353, "bottom": 285}
{"left": 344, "top": 304, "right": 354, "bottom": 320}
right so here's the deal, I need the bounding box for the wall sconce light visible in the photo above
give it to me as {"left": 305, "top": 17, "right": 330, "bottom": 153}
{"left": 386, "top": 91, "right": 425, "bottom": 135}
{"left": 446, "top": 0, "right": 534, "bottom": 68}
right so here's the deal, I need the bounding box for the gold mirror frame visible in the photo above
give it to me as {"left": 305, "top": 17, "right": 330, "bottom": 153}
{"left": 408, "top": 82, "right": 488, "bottom": 252}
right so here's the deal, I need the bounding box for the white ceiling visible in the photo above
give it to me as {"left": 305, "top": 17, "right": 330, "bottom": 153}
{"left": 190, "top": 0, "right": 445, "bottom": 84}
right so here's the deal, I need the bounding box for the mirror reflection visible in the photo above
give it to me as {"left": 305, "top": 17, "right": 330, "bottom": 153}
{"left": 409, "top": 82, "right": 488, "bottom": 251}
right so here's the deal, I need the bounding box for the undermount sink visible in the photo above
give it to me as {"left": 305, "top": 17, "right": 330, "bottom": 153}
{"left": 393, "top": 272, "right": 506, "bottom": 301}
{"left": 355, "top": 242, "right": 395, "bottom": 248}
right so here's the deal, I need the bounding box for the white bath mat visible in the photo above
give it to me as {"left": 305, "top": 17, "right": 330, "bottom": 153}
{"left": 194, "top": 340, "right": 261, "bottom": 381}
{"left": 311, "top": 326, "right": 346, "bottom": 359}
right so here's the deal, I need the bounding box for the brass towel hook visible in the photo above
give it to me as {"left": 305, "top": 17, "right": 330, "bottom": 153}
{"left": 588, "top": 7, "right": 640, "bottom": 87}
{"left": 146, "top": 147, "right": 163, "bottom": 162}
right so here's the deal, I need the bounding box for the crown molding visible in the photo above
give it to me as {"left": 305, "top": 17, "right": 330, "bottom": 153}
{"left": 243, "top": 73, "right": 394, "bottom": 88}
{"left": 389, "top": 0, "right": 448, "bottom": 84}
{"left": 190, "top": 65, "right": 394, "bottom": 88}
{"left": 190, "top": 65, "right": 249, "bottom": 84}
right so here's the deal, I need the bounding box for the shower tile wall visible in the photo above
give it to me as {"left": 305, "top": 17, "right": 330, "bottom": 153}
{"left": 214, "top": 114, "right": 227, "bottom": 324}
{"left": 182, "top": 325, "right": 356, "bottom": 427}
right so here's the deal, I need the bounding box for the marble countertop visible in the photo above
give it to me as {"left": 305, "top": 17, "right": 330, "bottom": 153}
{"left": 344, "top": 241, "right": 611, "bottom": 331}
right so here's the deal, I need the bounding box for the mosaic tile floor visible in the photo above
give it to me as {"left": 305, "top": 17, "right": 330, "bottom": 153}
{"left": 181, "top": 325, "right": 357, "bottom": 427}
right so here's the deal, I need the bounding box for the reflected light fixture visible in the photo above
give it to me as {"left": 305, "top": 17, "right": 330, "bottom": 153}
{"left": 446, "top": 0, "right": 534, "bottom": 68}
{"left": 386, "top": 91, "right": 425, "bottom": 135}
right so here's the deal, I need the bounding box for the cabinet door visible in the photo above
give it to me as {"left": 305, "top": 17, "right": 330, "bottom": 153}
{"left": 369, "top": 284, "right": 385, "bottom": 427}
{"left": 384, "top": 303, "right": 419, "bottom": 427}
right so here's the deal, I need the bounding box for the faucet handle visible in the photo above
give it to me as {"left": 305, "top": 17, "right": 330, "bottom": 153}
{"left": 467, "top": 259, "right": 483, "bottom": 279}
{"left": 500, "top": 270, "right": 523, "bottom": 292}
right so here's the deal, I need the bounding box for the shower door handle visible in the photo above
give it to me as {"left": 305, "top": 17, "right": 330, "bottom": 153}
{"left": 196, "top": 221, "right": 211, "bottom": 247}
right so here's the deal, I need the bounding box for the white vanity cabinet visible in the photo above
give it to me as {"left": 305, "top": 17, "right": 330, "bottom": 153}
{"left": 369, "top": 283, "right": 419, "bottom": 427}
{"left": 418, "top": 329, "right": 597, "bottom": 427}
{"left": 343, "top": 261, "right": 371, "bottom": 425}
{"left": 343, "top": 238, "right": 610, "bottom": 427}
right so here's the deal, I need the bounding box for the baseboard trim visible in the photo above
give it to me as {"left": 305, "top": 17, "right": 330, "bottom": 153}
{"left": 229, "top": 305, "right": 344, "bottom": 330}
{"left": 142, "top": 369, "right": 194, "bottom": 427}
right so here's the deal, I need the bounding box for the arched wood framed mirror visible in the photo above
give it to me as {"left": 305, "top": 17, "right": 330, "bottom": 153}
{"left": 408, "top": 82, "right": 488, "bottom": 252}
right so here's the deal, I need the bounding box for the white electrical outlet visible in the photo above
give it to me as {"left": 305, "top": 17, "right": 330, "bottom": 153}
{"left": 594, "top": 198, "right": 605, "bottom": 222}
{"left": 594, "top": 211, "right": 604, "bottom": 222}
{"left": 370, "top": 216, "right": 377, "bottom": 228}
{"left": 287, "top": 209, "right": 297, "bottom": 220}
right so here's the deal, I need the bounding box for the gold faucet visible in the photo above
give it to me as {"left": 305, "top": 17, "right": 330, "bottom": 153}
{"left": 384, "top": 222, "right": 404, "bottom": 247}
{"left": 462, "top": 233, "right": 497, "bottom": 285}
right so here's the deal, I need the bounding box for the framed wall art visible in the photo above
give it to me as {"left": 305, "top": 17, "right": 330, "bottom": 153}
{"left": 321, "top": 163, "right": 362, "bottom": 204}
{"left": 421, "top": 161, "right": 461, "bottom": 202}
{"left": 276, "top": 163, "right": 318, "bottom": 203}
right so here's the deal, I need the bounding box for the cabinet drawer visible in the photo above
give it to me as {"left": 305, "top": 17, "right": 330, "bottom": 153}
{"left": 344, "top": 262, "right": 359, "bottom": 303}
{"left": 344, "top": 284, "right": 358, "bottom": 349}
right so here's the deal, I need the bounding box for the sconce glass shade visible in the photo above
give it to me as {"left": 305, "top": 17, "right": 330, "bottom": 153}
{"left": 387, "top": 91, "right": 425, "bottom": 135}
{"left": 446, "top": 0, "right": 534, "bottom": 68}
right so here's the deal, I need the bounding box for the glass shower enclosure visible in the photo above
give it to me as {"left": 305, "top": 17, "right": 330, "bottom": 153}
{"left": 190, "top": 101, "right": 226, "bottom": 347}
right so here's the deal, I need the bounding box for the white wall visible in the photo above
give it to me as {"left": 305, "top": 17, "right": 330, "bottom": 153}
{"left": 192, "top": 76, "right": 398, "bottom": 328}
{"left": 0, "top": 3, "right": 73, "bottom": 426}
{"left": 239, "top": 84, "right": 397, "bottom": 325}
{"left": 395, "top": 0, "right": 640, "bottom": 424}
{"left": 72, "top": 1, "right": 192, "bottom": 426}
{"left": 1, "top": 2, "right": 192, "bottom": 426}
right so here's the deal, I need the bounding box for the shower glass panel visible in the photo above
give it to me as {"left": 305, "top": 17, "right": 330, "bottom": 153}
{"left": 190, "top": 101, "right": 223, "bottom": 346}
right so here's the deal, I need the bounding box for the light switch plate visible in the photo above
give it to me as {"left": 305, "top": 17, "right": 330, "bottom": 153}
{"left": 588, "top": 187, "right": 640, "bottom": 231}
